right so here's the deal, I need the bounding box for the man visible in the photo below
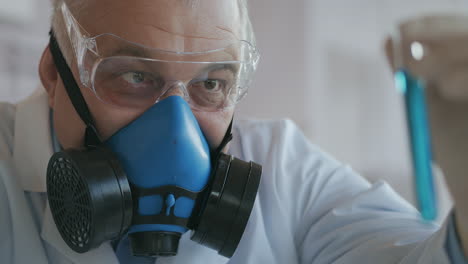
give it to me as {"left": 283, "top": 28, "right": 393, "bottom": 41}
{"left": 1, "top": 0, "right": 468, "bottom": 263}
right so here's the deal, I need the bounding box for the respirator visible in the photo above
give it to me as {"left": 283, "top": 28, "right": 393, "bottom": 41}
{"left": 45, "top": 32, "right": 262, "bottom": 258}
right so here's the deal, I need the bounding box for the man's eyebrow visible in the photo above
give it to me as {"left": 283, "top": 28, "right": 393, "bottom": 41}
{"left": 198, "top": 63, "right": 238, "bottom": 75}
{"left": 108, "top": 46, "right": 152, "bottom": 58}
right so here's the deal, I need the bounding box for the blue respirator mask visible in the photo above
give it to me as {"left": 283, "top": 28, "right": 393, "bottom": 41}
{"left": 45, "top": 32, "right": 262, "bottom": 258}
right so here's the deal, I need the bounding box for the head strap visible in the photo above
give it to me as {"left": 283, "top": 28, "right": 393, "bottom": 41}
{"left": 213, "top": 118, "right": 234, "bottom": 159}
{"left": 48, "top": 30, "right": 101, "bottom": 147}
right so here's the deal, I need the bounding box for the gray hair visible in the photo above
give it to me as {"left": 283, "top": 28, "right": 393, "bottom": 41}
{"left": 50, "top": 0, "right": 256, "bottom": 65}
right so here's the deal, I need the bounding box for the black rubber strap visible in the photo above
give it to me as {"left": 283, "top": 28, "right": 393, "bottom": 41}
{"left": 213, "top": 117, "right": 234, "bottom": 160}
{"left": 48, "top": 30, "right": 101, "bottom": 147}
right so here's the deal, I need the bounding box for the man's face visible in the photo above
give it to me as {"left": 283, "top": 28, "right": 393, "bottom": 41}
{"left": 48, "top": 0, "right": 241, "bottom": 149}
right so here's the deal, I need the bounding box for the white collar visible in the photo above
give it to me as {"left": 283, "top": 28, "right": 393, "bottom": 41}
{"left": 12, "top": 87, "right": 120, "bottom": 262}
{"left": 12, "top": 87, "right": 53, "bottom": 192}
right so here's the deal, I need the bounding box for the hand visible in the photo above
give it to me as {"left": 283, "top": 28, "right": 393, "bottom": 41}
{"left": 385, "top": 15, "right": 468, "bottom": 253}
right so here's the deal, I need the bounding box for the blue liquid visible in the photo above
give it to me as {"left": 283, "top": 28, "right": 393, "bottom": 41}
{"left": 395, "top": 69, "right": 437, "bottom": 221}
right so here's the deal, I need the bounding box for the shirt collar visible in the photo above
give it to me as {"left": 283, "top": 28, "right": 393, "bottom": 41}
{"left": 12, "top": 87, "right": 53, "bottom": 192}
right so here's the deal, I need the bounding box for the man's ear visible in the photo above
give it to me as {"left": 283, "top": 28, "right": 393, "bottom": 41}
{"left": 39, "top": 44, "right": 58, "bottom": 109}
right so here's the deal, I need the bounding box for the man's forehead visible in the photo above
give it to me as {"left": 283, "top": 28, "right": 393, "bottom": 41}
{"left": 77, "top": 0, "right": 242, "bottom": 52}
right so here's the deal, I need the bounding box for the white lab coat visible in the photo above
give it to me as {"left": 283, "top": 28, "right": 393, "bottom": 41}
{"left": 0, "top": 88, "right": 454, "bottom": 264}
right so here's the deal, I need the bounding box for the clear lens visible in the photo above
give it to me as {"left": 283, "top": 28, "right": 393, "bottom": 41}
{"left": 92, "top": 55, "right": 247, "bottom": 111}
{"left": 88, "top": 35, "right": 258, "bottom": 111}
{"left": 93, "top": 57, "right": 163, "bottom": 109}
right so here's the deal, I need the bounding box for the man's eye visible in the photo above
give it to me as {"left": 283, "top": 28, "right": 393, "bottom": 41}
{"left": 201, "top": 79, "right": 225, "bottom": 91}
{"left": 121, "top": 72, "right": 147, "bottom": 84}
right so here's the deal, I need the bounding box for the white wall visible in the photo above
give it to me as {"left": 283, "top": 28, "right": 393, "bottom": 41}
{"left": 1, "top": 0, "right": 466, "bottom": 220}
{"left": 240, "top": 0, "right": 468, "bottom": 220}
{"left": 0, "top": 0, "right": 50, "bottom": 102}
{"left": 236, "top": 0, "right": 307, "bottom": 127}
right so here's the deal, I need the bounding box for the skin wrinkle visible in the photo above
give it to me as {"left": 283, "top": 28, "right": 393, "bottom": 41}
{"left": 72, "top": 0, "right": 130, "bottom": 32}
{"left": 136, "top": 21, "right": 226, "bottom": 41}
{"left": 216, "top": 26, "right": 238, "bottom": 39}
{"left": 130, "top": 13, "right": 238, "bottom": 53}
{"left": 87, "top": 8, "right": 238, "bottom": 51}
{"left": 131, "top": 12, "right": 238, "bottom": 42}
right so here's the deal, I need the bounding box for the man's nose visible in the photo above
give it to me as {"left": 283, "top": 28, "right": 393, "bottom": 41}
{"left": 160, "top": 81, "right": 189, "bottom": 100}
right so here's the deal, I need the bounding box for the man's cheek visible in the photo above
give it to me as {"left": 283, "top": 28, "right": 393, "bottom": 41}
{"left": 94, "top": 107, "right": 146, "bottom": 141}
{"left": 53, "top": 88, "right": 87, "bottom": 149}
{"left": 194, "top": 111, "right": 233, "bottom": 149}
{"left": 82, "top": 89, "right": 144, "bottom": 141}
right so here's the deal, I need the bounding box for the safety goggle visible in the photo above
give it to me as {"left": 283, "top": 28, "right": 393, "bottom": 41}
{"left": 60, "top": 2, "right": 260, "bottom": 112}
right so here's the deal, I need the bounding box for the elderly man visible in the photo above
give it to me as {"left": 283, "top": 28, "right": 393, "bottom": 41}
{"left": 1, "top": 0, "right": 468, "bottom": 263}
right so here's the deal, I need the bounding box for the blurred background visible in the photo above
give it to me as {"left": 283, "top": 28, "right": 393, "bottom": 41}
{"left": 2, "top": 0, "right": 467, "bottom": 221}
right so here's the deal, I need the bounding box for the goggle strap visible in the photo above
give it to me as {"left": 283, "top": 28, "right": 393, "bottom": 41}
{"left": 49, "top": 30, "right": 101, "bottom": 147}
